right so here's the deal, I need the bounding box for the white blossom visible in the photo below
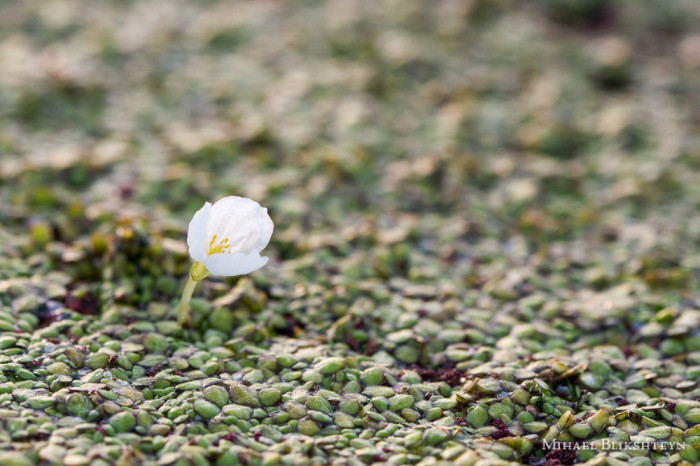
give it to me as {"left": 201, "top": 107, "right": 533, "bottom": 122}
{"left": 187, "top": 196, "right": 273, "bottom": 276}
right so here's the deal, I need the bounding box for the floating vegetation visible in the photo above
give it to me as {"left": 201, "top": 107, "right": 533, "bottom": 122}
{"left": 0, "top": 0, "right": 699, "bottom": 464}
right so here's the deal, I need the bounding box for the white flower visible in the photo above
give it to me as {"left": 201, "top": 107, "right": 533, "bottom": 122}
{"left": 186, "top": 196, "right": 273, "bottom": 277}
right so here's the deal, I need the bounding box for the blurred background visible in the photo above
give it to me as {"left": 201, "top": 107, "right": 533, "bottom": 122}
{"left": 2, "top": 4, "right": 700, "bottom": 463}
{"left": 0, "top": 0, "right": 699, "bottom": 312}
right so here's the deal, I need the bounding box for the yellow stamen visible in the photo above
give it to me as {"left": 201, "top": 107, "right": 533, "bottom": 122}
{"left": 207, "top": 234, "right": 231, "bottom": 255}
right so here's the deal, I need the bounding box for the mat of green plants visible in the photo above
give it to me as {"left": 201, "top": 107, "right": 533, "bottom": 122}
{"left": 1, "top": 1, "right": 700, "bottom": 465}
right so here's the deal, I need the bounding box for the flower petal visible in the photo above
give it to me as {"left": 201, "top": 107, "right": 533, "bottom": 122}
{"left": 203, "top": 252, "right": 270, "bottom": 277}
{"left": 253, "top": 207, "right": 274, "bottom": 251}
{"left": 187, "top": 202, "right": 211, "bottom": 262}
{"left": 207, "top": 196, "right": 273, "bottom": 255}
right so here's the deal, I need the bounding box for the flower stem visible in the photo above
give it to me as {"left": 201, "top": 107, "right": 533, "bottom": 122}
{"left": 190, "top": 261, "right": 210, "bottom": 281}
{"left": 177, "top": 277, "right": 199, "bottom": 326}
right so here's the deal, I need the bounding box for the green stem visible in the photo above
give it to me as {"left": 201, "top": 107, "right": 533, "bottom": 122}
{"left": 177, "top": 277, "right": 199, "bottom": 326}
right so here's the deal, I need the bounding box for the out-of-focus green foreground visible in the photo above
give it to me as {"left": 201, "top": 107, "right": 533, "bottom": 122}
{"left": 0, "top": 0, "right": 699, "bottom": 465}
